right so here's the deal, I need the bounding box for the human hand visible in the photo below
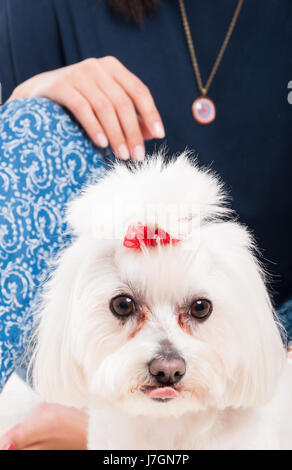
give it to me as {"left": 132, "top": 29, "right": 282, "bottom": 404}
{"left": 0, "top": 403, "right": 88, "bottom": 450}
{"left": 8, "top": 57, "right": 165, "bottom": 161}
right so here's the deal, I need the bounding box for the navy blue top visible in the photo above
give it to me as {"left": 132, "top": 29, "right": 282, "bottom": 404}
{"left": 0, "top": 0, "right": 291, "bottom": 306}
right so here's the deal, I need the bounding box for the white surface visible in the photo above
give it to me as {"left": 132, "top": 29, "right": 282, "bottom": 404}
{"left": 0, "top": 374, "right": 39, "bottom": 436}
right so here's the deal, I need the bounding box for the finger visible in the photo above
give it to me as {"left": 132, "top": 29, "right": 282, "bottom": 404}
{"left": 22, "top": 440, "right": 81, "bottom": 450}
{"left": 0, "top": 423, "right": 36, "bottom": 450}
{"left": 21, "top": 444, "right": 43, "bottom": 450}
{"left": 138, "top": 115, "right": 154, "bottom": 141}
{"left": 22, "top": 443, "right": 59, "bottom": 450}
{"left": 0, "top": 402, "right": 61, "bottom": 450}
{"left": 12, "top": 404, "right": 88, "bottom": 450}
{"left": 103, "top": 57, "right": 165, "bottom": 140}
{"left": 0, "top": 429, "right": 16, "bottom": 450}
{"left": 80, "top": 69, "right": 144, "bottom": 161}
{"left": 74, "top": 78, "right": 131, "bottom": 161}
{"left": 47, "top": 85, "right": 109, "bottom": 150}
{"left": 106, "top": 82, "right": 146, "bottom": 161}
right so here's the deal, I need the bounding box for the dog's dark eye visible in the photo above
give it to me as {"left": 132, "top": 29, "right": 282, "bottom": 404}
{"left": 110, "top": 295, "right": 136, "bottom": 318}
{"left": 189, "top": 299, "right": 212, "bottom": 320}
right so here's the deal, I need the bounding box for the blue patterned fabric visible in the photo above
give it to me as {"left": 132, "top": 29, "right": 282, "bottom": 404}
{"left": 0, "top": 98, "right": 109, "bottom": 390}
{"left": 278, "top": 299, "right": 292, "bottom": 349}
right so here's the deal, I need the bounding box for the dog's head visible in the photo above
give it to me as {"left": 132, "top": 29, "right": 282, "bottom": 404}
{"left": 34, "top": 153, "right": 285, "bottom": 417}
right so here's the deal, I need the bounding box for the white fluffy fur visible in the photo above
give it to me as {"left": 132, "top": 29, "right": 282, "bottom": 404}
{"left": 33, "top": 153, "right": 292, "bottom": 449}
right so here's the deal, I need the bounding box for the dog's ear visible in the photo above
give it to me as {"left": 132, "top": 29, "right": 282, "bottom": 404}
{"left": 32, "top": 243, "right": 88, "bottom": 406}
{"left": 208, "top": 222, "right": 286, "bottom": 408}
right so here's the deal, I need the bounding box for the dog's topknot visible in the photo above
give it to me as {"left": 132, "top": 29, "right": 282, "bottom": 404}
{"left": 67, "top": 151, "right": 232, "bottom": 239}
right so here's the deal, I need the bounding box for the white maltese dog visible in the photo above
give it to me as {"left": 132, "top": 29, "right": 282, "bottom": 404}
{"left": 33, "top": 153, "right": 292, "bottom": 450}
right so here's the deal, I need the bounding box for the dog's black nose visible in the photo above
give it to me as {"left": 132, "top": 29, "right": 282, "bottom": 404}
{"left": 148, "top": 357, "right": 186, "bottom": 385}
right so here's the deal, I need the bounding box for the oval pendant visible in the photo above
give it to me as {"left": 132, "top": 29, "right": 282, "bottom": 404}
{"left": 192, "top": 97, "right": 216, "bottom": 125}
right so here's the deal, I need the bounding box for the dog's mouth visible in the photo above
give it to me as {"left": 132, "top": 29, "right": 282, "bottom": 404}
{"left": 141, "top": 385, "right": 180, "bottom": 402}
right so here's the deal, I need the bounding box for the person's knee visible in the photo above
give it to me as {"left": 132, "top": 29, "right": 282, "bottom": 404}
{"left": 0, "top": 96, "right": 92, "bottom": 154}
{"left": 1, "top": 97, "right": 78, "bottom": 134}
{"left": 1, "top": 96, "right": 70, "bottom": 120}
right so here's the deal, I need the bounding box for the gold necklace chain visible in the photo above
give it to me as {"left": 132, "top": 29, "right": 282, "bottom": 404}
{"left": 178, "top": 0, "right": 244, "bottom": 97}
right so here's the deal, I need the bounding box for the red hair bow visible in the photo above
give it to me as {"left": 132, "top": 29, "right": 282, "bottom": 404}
{"left": 123, "top": 222, "right": 180, "bottom": 249}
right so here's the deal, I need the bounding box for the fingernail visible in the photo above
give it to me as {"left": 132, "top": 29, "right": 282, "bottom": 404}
{"left": 95, "top": 133, "right": 108, "bottom": 148}
{"left": 153, "top": 122, "right": 165, "bottom": 139}
{"left": 116, "top": 144, "right": 130, "bottom": 160}
{"left": 133, "top": 145, "right": 145, "bottom": 161}
{"left": 2, "top": 443, "right": 14, "bottom": 450}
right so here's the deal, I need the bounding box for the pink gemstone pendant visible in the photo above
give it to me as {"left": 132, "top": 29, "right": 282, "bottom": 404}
{"left": 192, "top": 97, "right": 216, "bottom": 125}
